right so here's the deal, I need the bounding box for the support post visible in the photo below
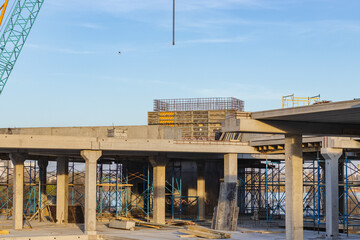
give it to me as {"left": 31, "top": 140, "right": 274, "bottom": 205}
{"left": 238, "top": 168, "right": 246, "bottom": 214}
{"left": 321, "top": 148, "right": 342, "bottom": 238}
{"left": 56, "top": 158, "right": 69, "bottom": 224}
{"left": 197, "top": 161, "right": 205, "bottom": 220}
{"left": 285, "top": 134, "right": 303, "bottom": 240}
{"left": 9, "top": 153, "right": 25, "bottom": 230}
{"left": 224, "top": 153, "right": 237, "bottom": 183}
{"left": 81, "top": 150, "right": 102, "bottom": 237}
{"left": 150, "top": 153, "right": 167, "bottom": 224}
{"left": 38, "top": 160, "right": 48, "bottom": 222}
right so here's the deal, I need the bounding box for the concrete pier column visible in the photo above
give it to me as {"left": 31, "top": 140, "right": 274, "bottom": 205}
{"left": 56, "top": 158, "right": 69, "bottom": 224}
{"left": 238, "top": 168, "right": 246, "bottom": 214}
{"left": 9, "top": 153, "right": 25, "bottom": 230}
{"left": 81, "top": 150, "right": 102, "bottom": 236}
{"left": 285, "top": 134, "right": 303, "bottom": 240}
{"left": 197, "top": 162, "right": 206, "bottom": 219}
{"left": 38, "top": 160, "right": 48, "bottom": 222}
{"left": 150, "top": 153, "right": 167, "bottom": 224}
{"left": 321, "top": 148, "right": 342, "bottom": 238}
{"left": 224, "top": 153, "right": 237, "bottom": 183}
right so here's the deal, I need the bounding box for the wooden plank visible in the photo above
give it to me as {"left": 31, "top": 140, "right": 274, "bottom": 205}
{"left": 178, "top": 230, "right": 222, "bottom": 239}
{"left": 178, "top": 234, "right": 197, "bottom": 238}
{"left": 187, "top": 226, "right": 231, "bottom": 239}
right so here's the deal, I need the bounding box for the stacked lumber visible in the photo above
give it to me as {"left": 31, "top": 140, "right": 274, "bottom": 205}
{"left": 115, "top": 216, "right": 186, "bottom": 230}
{"left": 179, "top": 225, "right": 231, "bottom": 239}
{"left": 212, "top": 182, "right": 239, "bottom": 231}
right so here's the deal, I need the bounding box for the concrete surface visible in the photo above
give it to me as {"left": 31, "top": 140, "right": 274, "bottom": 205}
{"left": 0, "top": 219, "right": 358, "bottom": 240}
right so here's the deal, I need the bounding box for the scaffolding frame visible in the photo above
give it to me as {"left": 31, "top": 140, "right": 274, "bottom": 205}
{"left": 239, "top": 154, "right": 360, "bottom": 233}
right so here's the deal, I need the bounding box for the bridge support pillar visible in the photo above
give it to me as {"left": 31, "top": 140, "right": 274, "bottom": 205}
{"left": 285, "top": 134, "right": 303, "bottom": 240}
{"left": 39, "top": 160, "right": 48, "bottom": 222}
{"left": 10, "top": 153, "right": 25, "bottom": 230}
{"left": 321, "top": 148, "right": 342, "bottom": 238}
{"left": 56, "top": 158, "right": 69, "bottom": 224}
{"left": 224, "top": 153, "right": 237, "bottom": 183}
{"left": 197, "top": 161, "right": 206, "bottom": 219}
{"left": 81, "top": 150, "right": 102, "bottom": 237}
{"left": 150, "top": 154, "right": 167, "bottom": 224}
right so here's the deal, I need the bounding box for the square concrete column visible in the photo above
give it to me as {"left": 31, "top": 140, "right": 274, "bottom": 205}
{"left": 285, "top": 134, "right": 303, "bottom": 240}
{"left": 321, "top": 148, "right": 342, "bottom": 238}
{"left": 197, "top": 162, "right": 206, "bottom": 219}
{"left": 81, "top": 150, "right": 102, "bottom": 236}
{"left": 56, "top": 158, "right": 69, "bottom": 224}
{"left": 9, "top": 153, "right": 25, "bottom": 230}
{"left": 224, "top": 153, "right": 237, "bottom": 183}
{"left": 38, "top": 160, "right": 48, "bottom": 222}
{"left": 150, "top": 154, "right": 167, "bottom": 224}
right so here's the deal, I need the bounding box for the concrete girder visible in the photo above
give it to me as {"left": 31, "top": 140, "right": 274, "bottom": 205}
{"left": 222, "top": 118, "right": 360, "bottom": 136}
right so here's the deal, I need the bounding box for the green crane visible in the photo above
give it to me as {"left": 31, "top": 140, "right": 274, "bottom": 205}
{"left": 0, "top": 0, "right": 44, "bottom": 95}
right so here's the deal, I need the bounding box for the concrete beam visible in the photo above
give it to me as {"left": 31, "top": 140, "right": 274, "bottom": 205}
{"left": 56, "top": 158, "right": 69, "bottom": 224}
{"left": 0, "top": 134, "right": 257, "bottom": 154}
{"left": 321, "top": 148, "right": 342, "bottom": 238}
{"left": 197, "top": 162, "right": 205, "bottom": 220}
{"left": 9, "top": 153, "right": 25, "bottom": 230}
{"left": 222, "top": 118, "right": 360, "bottom": 136}
{"left": 81, "top": 150, "right": 102, "bottom": 236}
{"left": 150, "top": 154, "right": 167, "bottom": 224}
{"left": 285, "top": 134, "right": 303, "bottom": 240}
{"left": 224, "top": 153, "right": 237, "bottom": 183}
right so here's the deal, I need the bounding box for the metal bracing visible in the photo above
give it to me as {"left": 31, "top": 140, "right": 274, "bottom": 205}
{"left": 265, "top": 161, "right": 285, "bottom": 221}
{"left": 69, "top": 162, "right": 85, "bottom": 208}
{"left": 166, "top": 161, "right": 199, "bottom": 220}
{"left": 96, "top": 161, "right": 124, "bottom": 218}
{"left": 118, "top": 164, "right": 153, "bottom": 220}
{"left": 23, "top": 160, "right": 38, "bottom": 216}
{"left": 238, "top": 167, "right": 266, "bottom": 216}
{"left": 342, "top": 156, "right": 360, "bottom": 234}
{"left": 239, "top": 154, "right": 360, "bottom": 235}
{"left": 0, "top": 160, "right": 12, "bottom": 217}
{"left": 0, "top": 0, "right": 45, "bottom": 94}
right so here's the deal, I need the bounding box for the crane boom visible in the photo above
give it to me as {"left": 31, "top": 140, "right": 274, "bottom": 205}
{"left": 0, "top": 0, "right": 44, "bottom": 95}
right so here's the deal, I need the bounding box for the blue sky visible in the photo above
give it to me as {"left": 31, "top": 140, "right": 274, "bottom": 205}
{"left": 0, "top": 0, "right": 359, "bottom": 127}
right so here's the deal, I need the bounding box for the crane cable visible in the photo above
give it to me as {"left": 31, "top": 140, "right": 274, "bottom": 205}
{"left": 173, "top": 0, "right": 175, "bottom": 45}
{"left": 0, "top": 0, "right": 17, "bottom": 33}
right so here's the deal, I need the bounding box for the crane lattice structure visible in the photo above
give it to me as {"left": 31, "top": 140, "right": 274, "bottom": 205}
{"left": 0, "top": 0, "right": 44, "bottom": 94}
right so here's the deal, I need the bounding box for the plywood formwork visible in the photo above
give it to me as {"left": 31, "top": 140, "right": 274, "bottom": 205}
{"left": 148, "top": 110, "right": 250, "bottom": 140}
